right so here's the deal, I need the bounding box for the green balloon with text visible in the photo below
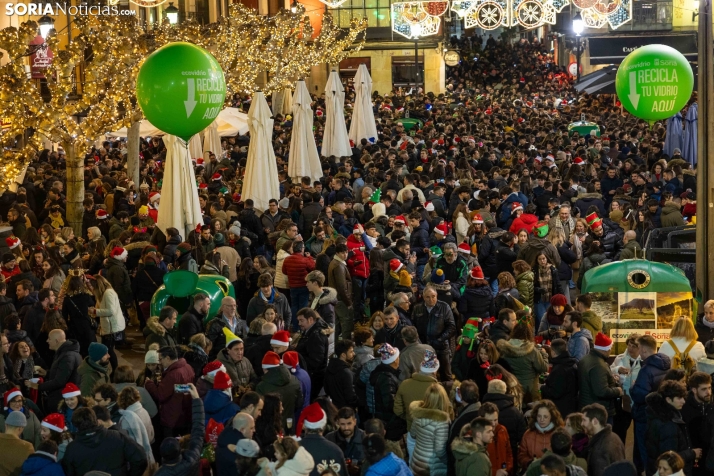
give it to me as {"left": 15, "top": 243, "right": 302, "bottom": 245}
{"left": 615, "top": 44, "right": 693, "bottom": 122}
{"left": 136, "top": 42, "right": 226, "bottom": 141}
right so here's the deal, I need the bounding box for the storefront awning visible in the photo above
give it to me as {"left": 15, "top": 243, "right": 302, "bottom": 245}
{"left": 588, "top": 34, "right": 697, "bottom": 65}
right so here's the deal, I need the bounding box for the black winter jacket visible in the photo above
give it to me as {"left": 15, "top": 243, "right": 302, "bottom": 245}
{"left": 695, "top": 313, "right": 714, "bottom": 345}
{"left": 295, "top": 318, "right": 329, "bottom": 375}
{"left": 178, "top": 307, "right": 206, "bottom": 345}
{"left": 555, "top": 242, "right": 578, "bottom": 281}
{"left": 458, "top": 285, "right": 495, "bottom": 320}
{"left": 324, "top": 357, "right": 359, "bottom": 409}
{"left": 62, "top": 425, "right": 148, "bottom": 476}
{"left": 645, "top": 391, "right": 696, "bottom": 476}
{"left": 411, "top": 300, "right": 456, "bottom": 353}
{"left": 105, "top": 257, "right": 133, "bottom": 305}
{"left": 39, "top": 339, "right": 82, "bottom": 413}
{"left": 369, "top": 363, "right": 401, "bottom": 420}
{"left": 154, "top": 398, "right": 205, "bottom": 476}
{"left": 541, "top": 352, "right": 579, "bottom": 417}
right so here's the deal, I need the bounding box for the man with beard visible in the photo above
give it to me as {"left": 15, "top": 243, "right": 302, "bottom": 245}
{"left": 580, "top": 403, "right": 626, "bottom": 476}
{"left": 178, "top": 293, "right": 210, "bottom": 345}
{"left": 78, "top": 342, "right": 112, "bottom": 396}
{"left": 326, "top": 407, "right": 366, "bottom": 467}
{"left": 680, "top": 372, "right": 712, "bottom": 476}
{"left": 324, "top": 339, "right": 358, "bottom": 409}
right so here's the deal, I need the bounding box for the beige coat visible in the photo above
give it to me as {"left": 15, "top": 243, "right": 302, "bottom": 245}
{"left": 394, "top": 372, "right": 438, "bottom": 431}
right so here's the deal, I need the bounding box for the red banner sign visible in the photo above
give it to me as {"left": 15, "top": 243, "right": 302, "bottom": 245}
{"left": 29, "top": 35, "right": 53, "bottom": 79}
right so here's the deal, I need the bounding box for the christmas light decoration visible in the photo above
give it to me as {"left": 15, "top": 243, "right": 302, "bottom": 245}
{"left": 391, "top": 1, "right": 448, "bottom": 39}
{"left": 574, "top": 0, "right": 631, "bottom": 29}
{"left": 457, "top": 0, "right": 568, "bottom": 30}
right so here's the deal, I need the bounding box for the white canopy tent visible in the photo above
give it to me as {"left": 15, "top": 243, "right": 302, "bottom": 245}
{"left": 241, "top": 92, "right": 281, "bottom": 212}
{"left": 288, "top": 80, "right": 322, "bottom": 183}
{"left": 321, "top": 70, "right": 352, "bottom": 158}
{"left": 156, "top": 135, "right": 204, "bottom": 237}
{"left": 108, "top": 108, "right": 249, "bottom": 139}
{"left": 348, "top": 64, "right": 378, "bottom": 145}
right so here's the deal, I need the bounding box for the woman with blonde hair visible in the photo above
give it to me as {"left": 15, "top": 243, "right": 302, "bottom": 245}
{"left": 88, "top": 275, "right": 124, "bottom": 375}
{"left": 408, "top": 382, "right": 453, "bottom": 476}
{"left": 658, "top": 316, "right": 706, "bottom": 369}
{"left": 518, "top": 399, "right": 564, "bottom": 469}
{"left": 117, "top": 386, "right": 155, "bottom": 465}
{"left": 452, "top": 203, "right": 470, "bottom": 245}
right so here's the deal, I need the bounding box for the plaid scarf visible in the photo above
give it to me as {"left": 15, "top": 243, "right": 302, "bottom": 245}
{"left": 538, "top": 265, "right": 553, "bottom": 303}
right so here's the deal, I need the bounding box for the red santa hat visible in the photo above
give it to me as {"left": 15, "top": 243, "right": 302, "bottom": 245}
{"left": 389, "top": 259, "right": 403, "bottom": 273}
{"left": 199, "top": 183, "right": 208, "bottom": 190}
{"left": 149, "top": 192, "right": 161, "bottom": 203}
{"left": 434, "top": 223, "right": 448, "bottom": 236}
{"left": 96, "top": 209, "right": 108, "bottom": 220}
{"left": 282, "top": 351, "right": 300, "bottom": 372}
{"left": 213, "top": 371, "right": 232, "bottom": 391}
{"left": 111, "top": 247, "right": 128, "bottom": 260}
{"left": 296, "top": 402, "right": 327, "bottom": 437}
{"left": 42, "top": 413, "right": 67, "bottom": 433}
{"left": 573, "top": 157, "right": 585, "bottom": 165}
{"left": 470, "top": 266, "right": 485, "bottom": 280}
{"left": 593, "top": 332, "right": 613, "bottom": 351}
{"left": 4, "top": 388, "right": 22, "bottom": 409}
{"left": 534, "top": 156, "right": 543, "bottom": 163}
{"left": 457, "top": 242, "right": 471, "bottom": 255}
{"left": 62, "top": 383, "right": 81, "bottom": 399}
{"left": 424, "top": 201, "right": 435, "bottom": 212}
{"left": 212, "top": 173, "right": 222, "bottom": 181}
{"left": 270, "top": 330, "right": 291, "bottom": 348}
{"left": 511, "top": 202, "right": 523, "bottom": 213}
{"left": 262, "top": 351, "right": 282, "bottom": 370}
{"left": 202, "top": 361, "right": 226, "bottom": 378}
{"left": 394, "top": 215, "right": 406, "bottom": 225}
{"left": 471, "top": 214, "right": 484, "bottom": 224}
{"left": 196, "top": 158, "right": 204, "bottom": 165}
{"left": 5, "top": 236, "right": 20, "bottom": 250}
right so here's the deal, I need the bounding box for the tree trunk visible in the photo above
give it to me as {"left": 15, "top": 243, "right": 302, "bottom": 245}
{"left": 64, "top": 141, "right": 84, "bottom": 237}
{"left": 127, "top": 121, "right": 141, "bottom": 186}
{"left": 272, "top": 89, "right": 285, "bottom": 118}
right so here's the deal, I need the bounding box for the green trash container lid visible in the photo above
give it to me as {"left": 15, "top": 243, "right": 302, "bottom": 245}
{"left": 568, "top": 121, "right": 601, "bottom": 137}
{"left": 163, "top": 270, "right": 199, "bottom": 297}
{"left": 395, "top": 118, "right": 423, "bottom": 132}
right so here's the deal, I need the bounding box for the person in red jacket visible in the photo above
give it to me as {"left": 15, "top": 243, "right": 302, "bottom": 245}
{"left": 281, "top": 241, "right": 316, "bottom": 329}
{"left": 510, "top": 203, "right": 539, "bottom": 235}
{"left": 479, "top": 401, "right": 514, "bottom": 476}
{"left": 346, "top": 224, "right": 372, "bottom": 322}
{"left": 145, "top": 346, "right": 195, "bottom": 442}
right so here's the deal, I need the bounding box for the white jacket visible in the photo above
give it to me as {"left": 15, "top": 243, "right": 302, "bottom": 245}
{"left": 95, "top": 288, "right": 126, "bottom": 336}
{"left": 658, "top": 337, "right": 706, "bottom": 367}
{"left": 125, "top": 401, "right": 154, "bottom": 443}
{"left": 274, "top": 249, "right": 290, "bottom": 289}
{"left": 610, "top": 350, "right": 641, "bottom": 396}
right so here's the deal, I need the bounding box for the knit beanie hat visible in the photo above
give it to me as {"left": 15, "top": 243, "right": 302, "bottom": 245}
{"left": 88, "top": 342, "right": 108, "bottom": 363}
{"left": 398, "top": 269, "right": 412, "bottom": 288}
{"left": 145, "top": 343, "right": 161, "bottom": 364}
{"left": 176, "top": 242, "right": 192, "bottom": 256}
{"left": 432, "top": 268, "right": 445, "bottom": 284}
{"left": 550, "top": 294, "right": 568, "bottom": 307}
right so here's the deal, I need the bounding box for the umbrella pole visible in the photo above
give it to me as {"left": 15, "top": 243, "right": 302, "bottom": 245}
{"left": 696, "top": 0, "right": 714, "bottom": 301}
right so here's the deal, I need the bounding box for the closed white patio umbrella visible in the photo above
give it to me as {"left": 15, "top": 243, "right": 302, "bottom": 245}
{"left": 322, "top": 70, "right": 352, "bottom": 158}
{"left": 349, "top": 64, "right": 378, "bottom": 145}
{"left": 288, "top": 80, "right": 322, "bottom": 183}
{"left": 242, "top": 91, "right": 281, "bottom": 212}
{"left": 202, "top": 120, "right": 223, "bottom": 161}
{"left": 188, "top": 134, "right": 203, "bottom": 163}
{"left": 156, "top": 135, "right": 204, "bottom": 237}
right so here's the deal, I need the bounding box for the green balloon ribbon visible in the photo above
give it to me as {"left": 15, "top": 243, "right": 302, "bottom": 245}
{"left": 136, "top": 42, "right": 227, "bottom": 141}
{"left": 615, "top": 44, "right": 694, "bottom": 122}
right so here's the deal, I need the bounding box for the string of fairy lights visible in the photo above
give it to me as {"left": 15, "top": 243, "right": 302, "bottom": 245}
{"left": 0, "top": 5, "right": 367, "bottom": 191}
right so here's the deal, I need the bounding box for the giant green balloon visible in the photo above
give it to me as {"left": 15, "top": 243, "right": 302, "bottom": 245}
{"left": 615, "top": 44, "right": 693, "bottom": 122}
{"left": 136, "top": 42, "right": 226, "bottom": 141}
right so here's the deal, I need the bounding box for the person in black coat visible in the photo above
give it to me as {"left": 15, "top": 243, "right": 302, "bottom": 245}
{"left": 33, "top": 334, "right": 81, "bottom": 414}
{"left": 495, "top": 232, "right": 519, "bottom": 275}
{"left": 457, "top": 269, "right": 495, "bottom": 320}
{"left": 295, "top": 309, "right": 330, "bottom": 401}
{"left": 695, "top": 307, "right": 714, "bottom": 345}
{"left": 61, "top": 406, "right": 148, "bottom": 476}
{"left": 154, "top": 386, "right": 205, "bottom": 476}
{"left": 540, "top": 339, "right": 579, "bottom": 418}
{"left": 245, "top": 331, "right": 274, "bottom": 379}
{"left": 61, "top": 276, "right": 97, "bottom": 358}
{"left": 323, "top": 340, "right": 359, "bottom": 409}
{"left": 481, "top": 383, "right": 527, "bottom": 462}
{"left": 178, "top": 294, "right": 210, "bottom": 345}
{"left": 644, "top": 380, "right": 698, "bottom": 476}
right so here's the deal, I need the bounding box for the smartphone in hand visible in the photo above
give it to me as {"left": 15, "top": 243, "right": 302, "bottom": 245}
{"left": 174, "top": 384, "right": 191, "bottom": 393}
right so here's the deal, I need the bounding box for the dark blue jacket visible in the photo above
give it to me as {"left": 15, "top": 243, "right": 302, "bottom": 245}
{"left": 203, "top": 389, "right": 240, "bottom": 426}
{"left": 410, "top": 220, "right": 431, "bottom": 265}
{"left": 154, "top": 398, "right": 205, "bottom": 476}
{"left": 600, "top": 176, "right": 624, "bottom": 204}
{"left": 631, "top": 353, "right": 671, "bottom": 421}
{"left": 216, "top": 425, "right": 245, "bottom": 476}
{"left": 499, "top": 192, "right": 529, "bottom": 225}
{"left": 20, "top": 452, "right": 65, "bottom": 476}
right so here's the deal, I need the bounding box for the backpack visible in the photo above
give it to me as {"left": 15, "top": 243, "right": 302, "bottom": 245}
{"left": 668, "top": 339, "right": 697, "bottom": 376}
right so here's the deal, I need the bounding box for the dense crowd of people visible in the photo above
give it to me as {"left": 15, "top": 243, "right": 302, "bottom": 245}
{"left": 0, "top": 32, "right": 703, "bottom": 476}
